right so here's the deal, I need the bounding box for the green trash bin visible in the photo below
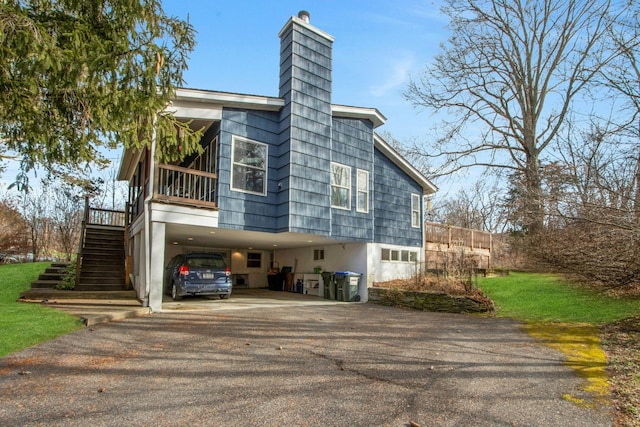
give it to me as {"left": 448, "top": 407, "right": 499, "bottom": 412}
{"left": 321, "top": 272, "right": 335, "bottom": 300}
{"left": 334, "top": 272, "right": 362, "bottom": 302}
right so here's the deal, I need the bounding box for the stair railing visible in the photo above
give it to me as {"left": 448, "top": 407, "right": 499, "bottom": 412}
{"left": 75, "top": 197, "right": 128, "bottom": 288}
{"left": 75, "top": 196, "right": 91, "bottom": 287}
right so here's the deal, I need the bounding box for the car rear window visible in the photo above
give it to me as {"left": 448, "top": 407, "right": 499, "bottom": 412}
{"left": 185, "top": 256, "right": 226, "bottom": 269}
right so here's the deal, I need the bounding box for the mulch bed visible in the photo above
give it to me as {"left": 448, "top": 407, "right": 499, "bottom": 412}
{"left": 601, "top": 316, "right": 640, "bottom": 427}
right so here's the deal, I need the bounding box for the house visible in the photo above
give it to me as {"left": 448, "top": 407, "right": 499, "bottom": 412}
{"left": 117, "top": 11, "right": 437, "bottom": 311}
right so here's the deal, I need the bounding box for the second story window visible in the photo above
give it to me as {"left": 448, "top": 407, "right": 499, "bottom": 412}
{"left": 331, "top": 162, "right": 351, "bottom": 210}
{"left": 231, "top": 136, "right": 267, "bottom": 196}
{"left": 411, "top": 193, "right": 421, "bottom": 228}
{"left": 356, "top": 169, "right": 369, "bottom": 213}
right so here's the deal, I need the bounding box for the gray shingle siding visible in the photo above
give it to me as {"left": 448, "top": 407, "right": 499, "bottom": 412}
{"left": 278, "top": 17, "right": 333, "bottom": 236}
{"left": 374, "top": 147, "right": 423, "bottom": 246}
{"left": 210, "top": 16, "right": 425, "bottom": 247}
{"left": 217, "top": 108, "right": 280, "bottom": 231}
{"left": 331, "top": 118, "right": 374, "bottom": 241}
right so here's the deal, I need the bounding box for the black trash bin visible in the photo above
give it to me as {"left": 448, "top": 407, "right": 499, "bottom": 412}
{"left": 321, "top": 272, "right": 335, "bottom": 300}
{"left": 334, "top": 272, "right": 362, "bottom": 302}
{"left": 267, "top": 273, "right": 282, "bottom": 291}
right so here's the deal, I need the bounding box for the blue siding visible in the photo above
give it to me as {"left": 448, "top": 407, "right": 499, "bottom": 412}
{"left": 331, "top": 118, "right": 374, "bottom": 241}
{"left": 209, "top": 16, "right": 427, "bottom": 247}
{"left": 374, "top": 148, "right": 423, "bottom": 246}
{"left": 278, "top": 17, "right": 333, "bottom": 236}
{"left": 218, "top": 108, "right": 281, "bottom": 232}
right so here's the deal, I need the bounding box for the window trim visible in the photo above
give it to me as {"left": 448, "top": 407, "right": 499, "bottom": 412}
{"left": 356, "top": 169, "right": 369, "bottom": 213}
{"left": 411, "top": 193, "right": 421, "bottom": 228}
{"left": 231, "top": 135, "right": 268, "bottom": 196}
{"left": 331, "top": 162, "right": 351, "bottom": 210}
{"left": 381, "top": 247, "right": 418, "bottom": 263}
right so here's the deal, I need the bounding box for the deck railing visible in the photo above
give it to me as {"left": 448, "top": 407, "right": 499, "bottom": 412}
{"left": 424, "top": 221, "right": 492, "bottom": 251}
{"left": 154, "top": 163, "right": 218, "bottom": 208}
{"left": 87, "top": 207, "right": 127, "bottom": 227}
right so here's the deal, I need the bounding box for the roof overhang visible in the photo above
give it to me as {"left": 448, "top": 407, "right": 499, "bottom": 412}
{"left": 332, "top": 104, "right": 386, "bottom": 128}
{"left": 374, "top": 133, "right": 438, "bottom": 196}
{"left": 173, "top": 88, "right": 284, "bottom": 112}
{"left": 117, "top": 146, "right": 143, "bottom": 181}
{"left": 117, "top": 89, "right": 285, "bottom": 181}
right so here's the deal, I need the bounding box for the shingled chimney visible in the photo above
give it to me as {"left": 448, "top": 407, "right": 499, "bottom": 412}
{"left": 277, "top": 12, "right": 335, "bottom": 234}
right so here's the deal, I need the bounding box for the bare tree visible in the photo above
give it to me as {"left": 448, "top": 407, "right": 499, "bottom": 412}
{"left": 405, "top": 0, "right": 634, "bottom": 235}
{"left": 430, "top": 179, "right": 506, "bottom": 232}
{"left": 0, "top": 194, "right": 28, "bottom": 254}
{"left": 51, "top": 183, "right": 84, "bottom": 261}
{"left": 20, "top": 185, "right": 51, "bottom": 262}
{"left": 528, "top": 126, "right": 640, "bottom": 288}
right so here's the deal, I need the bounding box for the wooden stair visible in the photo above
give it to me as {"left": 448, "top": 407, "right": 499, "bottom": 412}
{"left": 76, "top": 225, "right": 127, "bottom": 291}
{"left": 30, "top": 262, "right": 70, "bottom": 289}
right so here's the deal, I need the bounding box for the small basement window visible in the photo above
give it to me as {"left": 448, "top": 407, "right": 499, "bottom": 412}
{"left": 381, "top": 248, "right": 419, "bottom": 263}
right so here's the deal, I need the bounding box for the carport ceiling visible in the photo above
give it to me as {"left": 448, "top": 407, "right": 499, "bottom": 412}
{"left": 166, "top": 224, "right": 340, "bottom": 250}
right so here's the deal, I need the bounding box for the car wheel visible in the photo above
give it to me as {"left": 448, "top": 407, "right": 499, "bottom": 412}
{"left": 220, "top": 294, "right": 228, "bottom": 299}
{"left": 171, "top": 283, "right": 182, "bottom": 301}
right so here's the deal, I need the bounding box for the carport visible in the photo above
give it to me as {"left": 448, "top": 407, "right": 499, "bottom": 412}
{"left": 129, "top": 205, "right": 369, "bottom": 312}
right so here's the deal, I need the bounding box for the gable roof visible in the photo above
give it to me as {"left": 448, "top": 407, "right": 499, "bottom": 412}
{"left": 374, "top": 133, "right": 438, "bottom": 196}
{"left": 118, "top": 87, "right": 436, "bottom": 196}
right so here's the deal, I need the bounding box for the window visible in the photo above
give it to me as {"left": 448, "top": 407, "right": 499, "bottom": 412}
{"left": 411, "top": 194, "right": 421, "bottom": 228}
{"left": 356, "top": 169, "right": 369, "bottom": 213}
{"left": 381, "top": 247, "right": 418, "bottom": 263}
{"left": 313, "top": 249, "right": 325, "bottom": 261}
{"left": 247, "top": 252, "right": 262, "bottom": 268}
{"left": 231, "top": 136, "right": 267, "bottom": 195}
{"left": 331, "top": 163, "right": 351, "bottom": 209}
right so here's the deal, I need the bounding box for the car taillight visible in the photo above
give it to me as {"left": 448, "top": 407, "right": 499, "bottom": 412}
{"left": 179, "top": 265, "right": 189, "bottom": 276}
{"left": 225, "top": 267, "right": 231, "bottom": 277}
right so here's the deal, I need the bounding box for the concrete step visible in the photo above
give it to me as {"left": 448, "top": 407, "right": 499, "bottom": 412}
{"left": 20, "top": 289, "right": 137, "bottom": 300}
{"left": 75, "top": 284, "right": 129, "bottom": 291}
{"left": 78, "top": 278, "right": 126, "bottom": 286}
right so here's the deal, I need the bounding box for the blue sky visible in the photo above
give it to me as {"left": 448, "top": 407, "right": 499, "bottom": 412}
{"left": 163, "top": 0, "right": 447, "bottom": 141}
{"left": 3, "top": 1, "right": 454, "bottom": 193}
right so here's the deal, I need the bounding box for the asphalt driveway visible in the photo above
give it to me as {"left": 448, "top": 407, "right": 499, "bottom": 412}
{"left": 0, "top": 298, "right": 612, "bottom": 426}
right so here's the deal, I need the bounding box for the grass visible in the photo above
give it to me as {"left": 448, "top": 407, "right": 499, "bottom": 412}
{"left": 0, "top": 262, "right": 84, "bottom": 357}
{"left": 478, "top": 272, "right": 640, "bottom": 323}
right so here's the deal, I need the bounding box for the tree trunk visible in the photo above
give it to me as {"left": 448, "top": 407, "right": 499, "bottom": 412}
{"left": 524, "top": 155, "right": 544, "bottom": 236}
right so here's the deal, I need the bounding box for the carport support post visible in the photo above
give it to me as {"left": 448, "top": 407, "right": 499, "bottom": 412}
{"left": 148, "top": 221, "right": 166, "bottom": 311}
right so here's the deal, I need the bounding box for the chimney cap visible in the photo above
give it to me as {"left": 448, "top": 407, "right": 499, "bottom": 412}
{"left": 298, "top": 10, "right": 310, "bottom": 23}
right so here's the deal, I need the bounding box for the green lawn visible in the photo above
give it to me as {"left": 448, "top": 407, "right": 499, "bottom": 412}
{"left": 478, "top": 272, "right": 640, "bottom": 323}
{"left": 0, "top": 262, "right": 83, "bottom": 357}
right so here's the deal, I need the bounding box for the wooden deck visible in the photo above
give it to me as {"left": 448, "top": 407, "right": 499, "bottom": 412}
{"left": 424, "top": 222, "right": 492, "bottom": 269}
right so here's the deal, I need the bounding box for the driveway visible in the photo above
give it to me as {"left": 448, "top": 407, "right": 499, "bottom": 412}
{"left": 0, "top": 296, "right": 612, "bottom": 426}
